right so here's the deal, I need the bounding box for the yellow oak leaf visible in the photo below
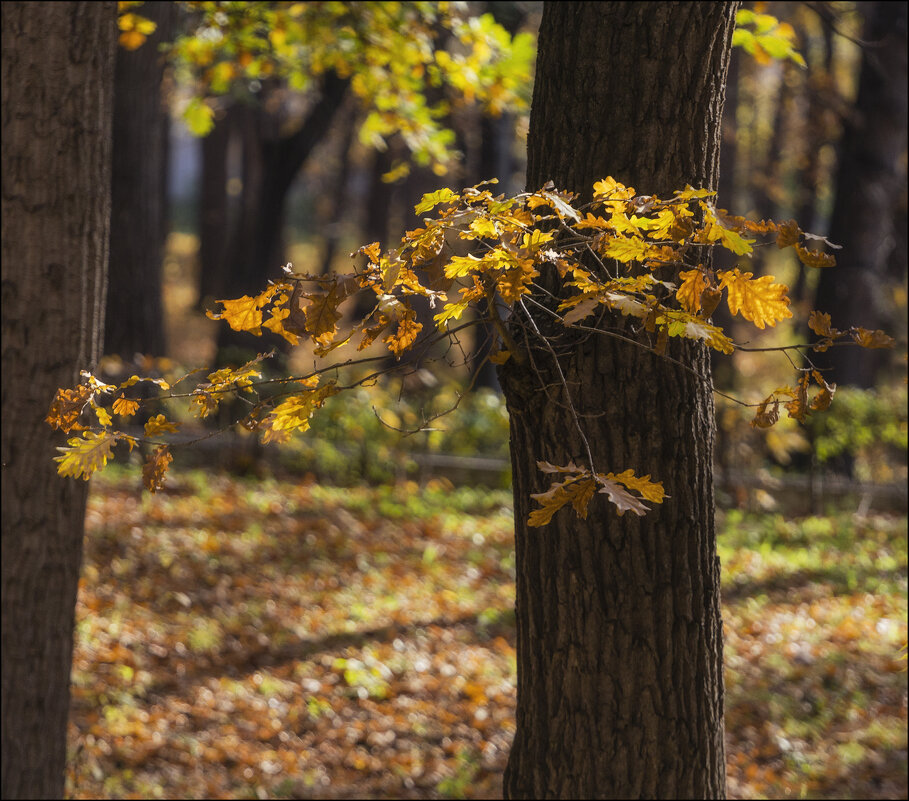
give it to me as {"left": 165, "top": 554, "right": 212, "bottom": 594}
{"left": 469, "top": 217, "right": 498, "bottom": 238}
{"left": 303, "top": 291, "right": 343, "bottom": 347}
{"left": 144, "top": 414, "right": 179, "bottom": 437}
{"left": 795, "top": 244, "right": 835, "bottom": 268}
{"left": 603, "top": 236, "right": 650, "bottom": 263}
{"left": 209, "top": 294, "right": 264, "bottom": 335}
{"left": 704, "top": 218, "right": 754, "bottom": 255}
{"left": 92, "top": 404, "right": 113, "bottom": 427}
{"left": 54, "top": 430, "right": 118, "bottom": 481}
{"left": 263, "top": 302, "right": 300, "bottom": 345}
{"left": 528, "top": 475, "right": 596, "bottom": 526}
{"left": 674, "top": 186, "right": 715, "bottom": 201}
{"left": 718, "top": 268, "right": 792, "bottom": 329}
{"left": 676, "top": 269, "right": 708, "bottom": 314}
{"left": 604, "top": 470, "right": 666, "bottom": 504}
{"left": 260, "top": 383, "right": 338, "bottom": 443}
{"left": 414, "top": 188, "right": 458, "bottom": 215}
{"left": 384, "top": 308, "right": 422, "bottom": 358}
{"left": 112, "top": 395, "right": 140, "bottom": 417}
{"left": 593, "top": 176, "right": 635, "bottom": 202}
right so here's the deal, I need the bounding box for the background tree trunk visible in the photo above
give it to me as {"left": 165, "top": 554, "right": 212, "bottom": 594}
{"left": 812, "top": 0, "right": 908, "bottom": 388}
{"left": 499, "top": 3, "right": 736, "bottom": 797}
{"left": 1, "top": 3, "right": 115, "bottom": 798}
{"left": 105, "top": 0, "right": 176, "bottom": 358}
{"left": 215, "top": 73, "right": 349, "bottom": 358}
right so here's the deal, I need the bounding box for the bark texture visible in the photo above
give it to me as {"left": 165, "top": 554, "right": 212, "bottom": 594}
{"left": 499, "top": 3, "right": 736, "bottom": 798}
{"left": 1, "top": 3, "right": 115, "bottom": 797}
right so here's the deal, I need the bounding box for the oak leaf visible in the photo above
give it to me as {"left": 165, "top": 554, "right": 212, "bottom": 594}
{"left": 718, "top": 268, "right": 792, "bottom": 329}
{"left": 851, "top": 328, "right": 895, "bottom": 349}
{"left": 795, "top": 244, "right": 835, "bottom": 269}
{"left": 54, "top": 431, "right": 118, "bottom": 480}
{"left": 46, "top": 385, "right": 92, "bottom": 432}
{"left": 260, "top": 383, "right": 338, "bottom": 443}
{"left": 751, "top": 398, "right": 781, "bottom": 428}
{"left": 112, "top": 395, "right": 140, "bottom": 417}
{"left": 528, "top": 475, "right": 596, "bottom": 526}
{"left": 676, "top": 269, "right": 708, "bottom": 314}
{"left": 593, "top": 474, "right": 650, "bottom": 517}
{"left": 384, "top": 307, "right": 422, "bottom": 358}
{"left": 808, "top": 310, "right": 834, "bottom": 338}
{"left": 415, "top": 188, "right": 458, "bottom": 215}
{"left": 605, "top": 470, "right": 666, "bottom": 504}
{"left": 208, "top": 294, "right": 264, "bottom": 335}
{"left": 776, "top": 219, "right": 800, "bottom": 248}
{"left": 810, "top": 370, "right": 836, "bottom": 411}
{"left": 144, "top": 414, "right": 179, "bottom": 437}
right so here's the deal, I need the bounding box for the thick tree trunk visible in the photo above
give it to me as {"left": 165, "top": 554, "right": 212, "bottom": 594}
{"left": 105, "top": 0, "right": 176, "bottom": 358}
{"left": 813, "top": 0, "right": 908, "bottom": 387}
{"left": 499, "top": 3, "right": 735, "bottom": 798}
{"left": 1, "top": 3, "right": 115, "bottom": 798}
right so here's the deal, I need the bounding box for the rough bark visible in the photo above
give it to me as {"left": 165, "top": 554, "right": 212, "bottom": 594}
{"left": 499, "top": 3, "right": 736, "bottom": 798}
{"left": 1, "top": 3, "right": 115, "bottom": 798}
{"left": 813, "top": 0, "right": 908, "bottom": 387}
{"left": 105, "top": 0, "right": 176, "bottom": 358}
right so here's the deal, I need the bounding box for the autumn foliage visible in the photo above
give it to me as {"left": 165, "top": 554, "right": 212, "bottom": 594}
{"left": 47, "top": 178, "right": 893, "bottom": 522}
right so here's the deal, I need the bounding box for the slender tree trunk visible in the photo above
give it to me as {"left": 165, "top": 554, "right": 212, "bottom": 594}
{"left": 499, "top": 3, "right": 736, "bottom": 797}
{"left": 1, "top": 3, "right": 115, "bottom": 798}
{"left": 198, "top": 103, "right": 234, "bottom": 307}
{"left": 319, "top": 98, "right": 358, "bottom": 276}
{"left": 105, "top": 0, "right": 176, "bottom": 358}
{"left": 813, "top": 0, "right": 908, "bottom": 387}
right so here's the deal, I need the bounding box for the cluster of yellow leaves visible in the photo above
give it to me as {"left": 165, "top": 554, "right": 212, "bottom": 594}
{"left": 169, "top": 2, "right": 534, "bottom": 172}
{"left": 528, "top": 461, "right": 665, "bottom": 523}
{"left": 49, "top": 177, "right": 893, "bottom": 521}
{"left": 258, "top": 379, "right": 339, "bottom": 445}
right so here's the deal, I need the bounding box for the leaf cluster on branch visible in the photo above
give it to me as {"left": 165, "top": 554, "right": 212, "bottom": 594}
{"left": 166, "top": 0, "right": 534, "bottom": 176}
{"left": 47, "top": 178, "right": 893, "bottom": 523}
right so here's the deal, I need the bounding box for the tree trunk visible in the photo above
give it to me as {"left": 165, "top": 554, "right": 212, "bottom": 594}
{"left": 105, "top": 0, "right": 176, "bottom": 358}
{"left": 216, "top": 73, "right": 349, "bottom": 358}
{"left": 197, "top": 102, "right": 234, "bottom": 307}
{"left": 499, "top": 3, "right": 735, "bottom": 798}
{"left": 1, "top": 3, "right": 115, "bottom": 798}
{"left": 812, "top": 0, "right": 908, "bottom": 388}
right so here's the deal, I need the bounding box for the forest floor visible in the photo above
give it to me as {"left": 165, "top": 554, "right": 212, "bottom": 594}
{"left": 66, "top": 467, "right": 907, "bottom": 800}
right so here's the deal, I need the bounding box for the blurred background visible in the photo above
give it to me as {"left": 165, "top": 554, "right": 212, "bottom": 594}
{"left": 71, "top": 2, "right": 906, "bottom": 799}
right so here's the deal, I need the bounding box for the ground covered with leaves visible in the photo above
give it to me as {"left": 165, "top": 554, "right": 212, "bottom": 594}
{"left": 67, "top": 469, "right": 907, "bottom": 799}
